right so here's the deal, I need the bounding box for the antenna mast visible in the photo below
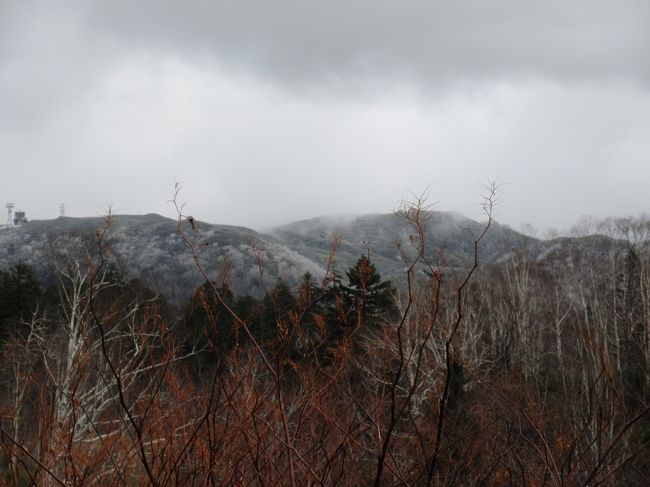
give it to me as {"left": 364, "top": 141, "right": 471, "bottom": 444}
{"left": 5, "top": 203, "right": 14, "bottom": 228}
{"left": 60, "top": 203, "right": 65, "bottom": 217}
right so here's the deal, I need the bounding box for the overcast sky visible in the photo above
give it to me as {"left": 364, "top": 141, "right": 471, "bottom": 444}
{"left": 1, "top": 1, "right": 649, "bottom": 233}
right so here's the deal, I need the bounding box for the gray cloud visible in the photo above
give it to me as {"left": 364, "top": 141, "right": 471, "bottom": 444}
{"left": 82, "top": 0, "right": 650, "bottom": 89}
{"left": 5, "top": 1, "right": 649, "bottom": 106}
{"left": 0, "top": 1, "right": 648, "bottom": 234}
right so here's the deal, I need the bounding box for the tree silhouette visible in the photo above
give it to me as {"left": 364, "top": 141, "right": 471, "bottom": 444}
{"left": 0, "top": 262, "right": 43, "bottom": 341}
{"left": 336, "top": 254, "right": 397, "bottom": 326}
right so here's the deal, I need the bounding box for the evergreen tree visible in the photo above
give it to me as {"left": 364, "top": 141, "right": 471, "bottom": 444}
{"left": 256, "top": 279, "right": 297, "bottom": 351}
{"left": 183, "top": 281, "right": 237, "bottom": 374}
{"left": 337, "top": 254, "right": 397, "bottom": 325}
{"left": 0, "top": 262, "right": 43, "bottom": 340}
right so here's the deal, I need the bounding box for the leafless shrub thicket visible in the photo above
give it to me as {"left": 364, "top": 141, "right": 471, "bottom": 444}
{"left": 1, "top": 188, "right": 648, "bottom": 485}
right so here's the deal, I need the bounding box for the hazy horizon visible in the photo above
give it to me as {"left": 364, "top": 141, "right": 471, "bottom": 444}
{"left": 1, "top": 1, "right": 648, "bottom": 233}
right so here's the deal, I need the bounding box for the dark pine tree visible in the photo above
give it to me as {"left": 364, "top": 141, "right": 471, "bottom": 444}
{"left": 183, "top": 281, "right": 237, "bottom": 375}
{"left": 0, "top": 262, "right": 44, "bottom": 340}
{"left": 334, "top": 254, "right": 398, "bottom": 328}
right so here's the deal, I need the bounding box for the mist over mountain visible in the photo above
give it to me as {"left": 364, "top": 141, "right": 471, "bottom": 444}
{"left": 0, "top": 211, "right": 630, "bottom": 304}
{"left": 271, "top": 211, "right": 539, "bottom": 273}
{"left": 0, "top": 214, "right": 324, "bottom": 304}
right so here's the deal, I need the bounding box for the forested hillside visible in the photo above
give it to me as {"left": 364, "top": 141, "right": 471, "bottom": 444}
{"left": 0, "top": 203, "right": 649, "bottom": 485}
{"left": 0, "top": 214, "right": 326, "bottom": 305}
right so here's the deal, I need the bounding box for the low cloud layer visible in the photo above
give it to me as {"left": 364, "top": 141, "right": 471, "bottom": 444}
{"left": 1, "top": 1, "right": 648, "bottom": 233}
{"left": 86, "top": 1, "right": 650, "bottom": 87}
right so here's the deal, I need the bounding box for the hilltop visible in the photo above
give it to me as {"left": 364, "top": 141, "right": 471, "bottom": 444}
{"left": 0, "top": 211, "right": 630, "bottom": 304}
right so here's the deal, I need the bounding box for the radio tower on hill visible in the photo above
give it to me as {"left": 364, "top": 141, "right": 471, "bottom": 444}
{"left": 5, "top": 203, "right": 14, "bottom": 228}
{"left": 60, "top": 203, "right": 65, "bottom": 217}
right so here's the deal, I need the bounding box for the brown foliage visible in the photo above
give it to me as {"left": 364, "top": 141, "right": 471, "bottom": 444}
{"left": 1, "top": 191, "right": 648, "bottom": 485}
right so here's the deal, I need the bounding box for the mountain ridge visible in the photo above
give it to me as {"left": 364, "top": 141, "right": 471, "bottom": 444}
{"left": 0, "top": 211, "right": 628, "bottom": 305}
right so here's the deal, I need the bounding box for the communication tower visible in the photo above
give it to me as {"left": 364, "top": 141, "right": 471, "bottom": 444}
{"left": 60, "top": 203, "right": 65, "bottom": 217}
{"left": 5, "top": 203, "right": 14, "bottom": 228}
